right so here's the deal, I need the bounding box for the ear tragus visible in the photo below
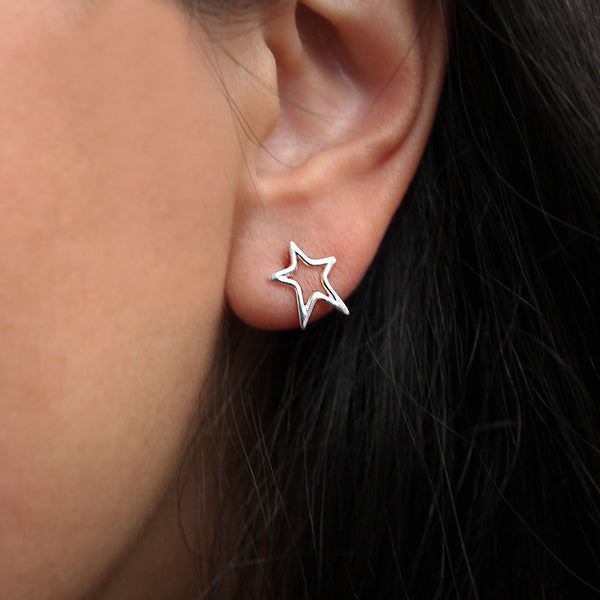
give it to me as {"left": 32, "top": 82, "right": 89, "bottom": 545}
{"left": 257, "top": 2, "right": 365, "bottom": 173}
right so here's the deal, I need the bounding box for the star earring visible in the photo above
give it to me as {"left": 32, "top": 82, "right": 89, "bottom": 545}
{"left": 269, "top": 241, "right": 350, "bottom": 330}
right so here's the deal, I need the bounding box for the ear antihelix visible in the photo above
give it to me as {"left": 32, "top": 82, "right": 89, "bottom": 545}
{"left": 257, "top": 0, "right": 429, "bottom": 178}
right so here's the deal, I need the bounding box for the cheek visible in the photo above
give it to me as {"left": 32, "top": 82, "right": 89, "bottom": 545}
{"left": 0, "top": 4, "right": 240, "bottom": 598}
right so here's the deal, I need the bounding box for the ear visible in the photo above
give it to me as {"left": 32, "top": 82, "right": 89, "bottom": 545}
{"left": 226, "top": 0, "right": 451, "bottom": 330}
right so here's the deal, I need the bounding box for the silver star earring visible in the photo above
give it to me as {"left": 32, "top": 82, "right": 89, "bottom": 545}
{"left": 269, "top": 241, "right": 350, "bottom": 330}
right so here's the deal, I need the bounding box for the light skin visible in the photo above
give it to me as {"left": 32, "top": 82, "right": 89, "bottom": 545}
{"left": 0, "top": 0, "right": 449, "bottom": 598}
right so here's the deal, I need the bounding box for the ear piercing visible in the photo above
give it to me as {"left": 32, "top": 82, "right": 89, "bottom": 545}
{"left": 269, "top": 241, "right": 349, "bottom": 330}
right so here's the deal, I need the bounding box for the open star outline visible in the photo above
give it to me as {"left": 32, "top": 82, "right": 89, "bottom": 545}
{"left": 269, "top": 241, "right": 350, "bottom": 330}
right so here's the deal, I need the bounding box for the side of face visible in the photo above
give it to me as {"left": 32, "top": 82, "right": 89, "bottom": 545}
{"left": 0, "top": 2, "right": 258, "bottom": 597}
{"left": 0, "top": 0, "right": 451, "bottom": 596}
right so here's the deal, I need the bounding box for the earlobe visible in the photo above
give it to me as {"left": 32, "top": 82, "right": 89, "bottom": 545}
{"left": 226, "top": 0, "right": 451, "bottom": 330}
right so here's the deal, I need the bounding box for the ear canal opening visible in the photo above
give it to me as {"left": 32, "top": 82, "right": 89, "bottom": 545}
{"left": 295, "top": 3, "right": 338, "bottom": 72}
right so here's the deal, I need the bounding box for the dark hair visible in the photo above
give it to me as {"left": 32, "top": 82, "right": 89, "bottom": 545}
{"left": 193, "top": 0, "right": 600, "bottom": 598}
